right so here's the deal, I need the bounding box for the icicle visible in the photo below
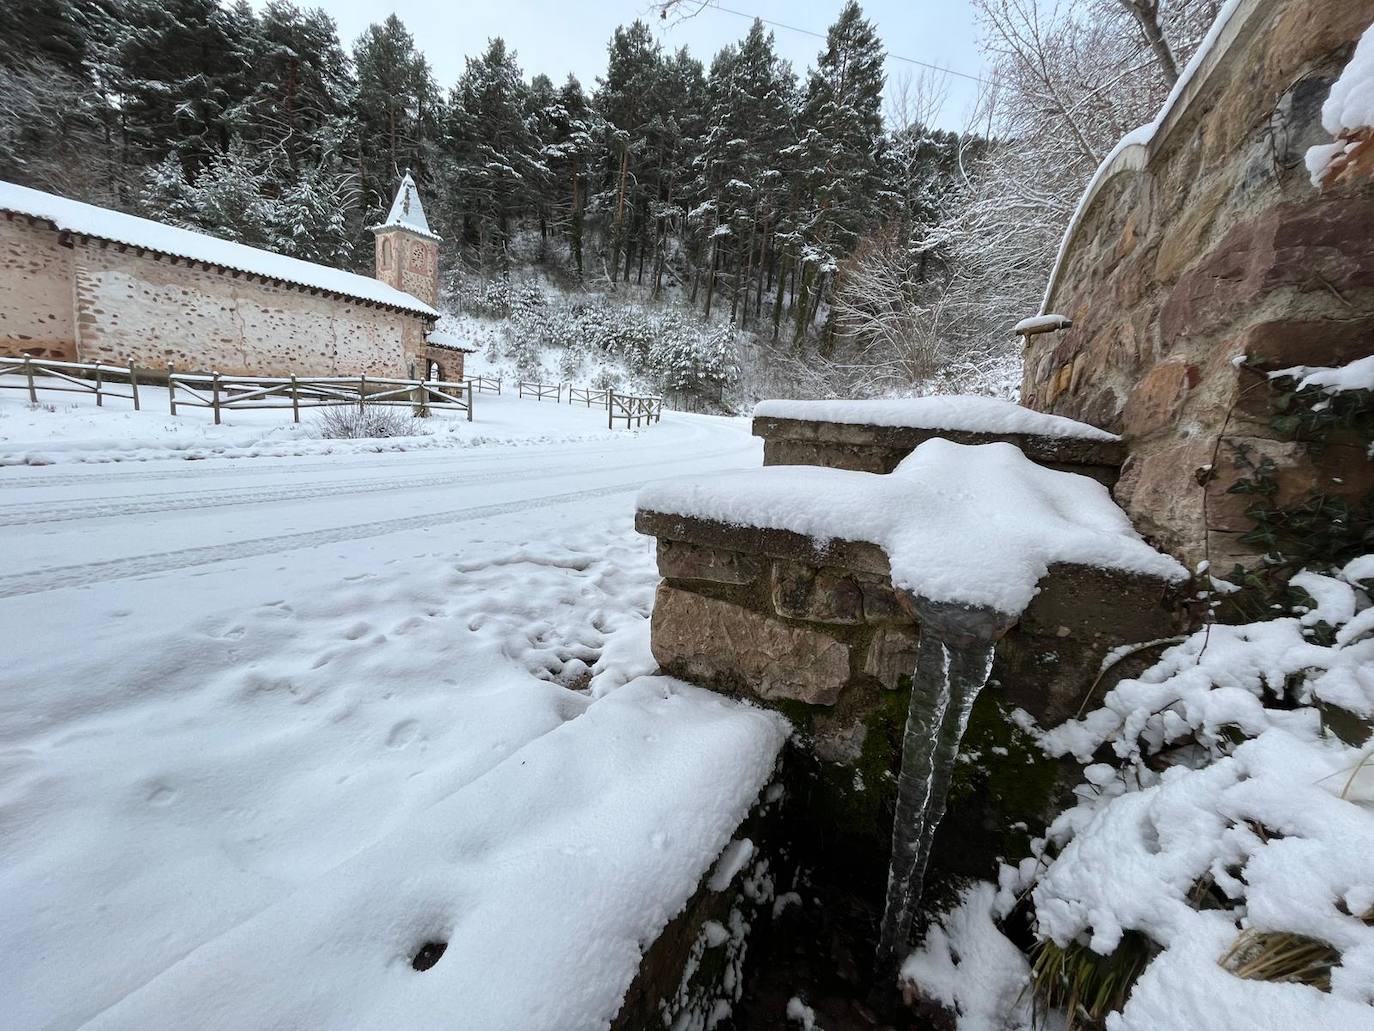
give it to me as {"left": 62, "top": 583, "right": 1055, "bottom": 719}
{"left": 875, "top": 597, "right": 1012, "bottom": 979}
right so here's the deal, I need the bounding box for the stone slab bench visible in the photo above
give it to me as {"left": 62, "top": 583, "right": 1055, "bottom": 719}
{"left": 752, "top": 397, "right": 1125, "bottom": 485}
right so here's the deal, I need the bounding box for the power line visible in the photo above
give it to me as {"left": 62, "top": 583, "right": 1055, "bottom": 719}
{"left": 698, "top": 2, "right": 990, "bottom": 85}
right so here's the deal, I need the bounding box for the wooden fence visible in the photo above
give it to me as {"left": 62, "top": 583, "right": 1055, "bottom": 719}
{"left": 518, "top": 380, "right": 563, "bottom": 402}
{"left": 467, "top": 375, "right": 502, "bottom": 394}
{"left": 567, "top": 386, "right": 610, "bottom": 408}
{"left": 1, "top": 356, "right": 473, "bottom": 423}
{"left": 607, "top": 391, "right": 663, "bottom": 429}
{"left": 0, "top": 355, "right": 144, "bottom": 409}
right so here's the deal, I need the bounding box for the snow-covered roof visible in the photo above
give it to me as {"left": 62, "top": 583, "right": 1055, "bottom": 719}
{"left": 425, "top": 329, "right": 475, "bottom": 353}
{"left": 0, "top": 180, "right": 439, "bottom": 319}
{"left": 374, "top": 172, "right": 440, "bottom": 241}
{"left": 753, "top": 395, "right": 1119, "bottom": 442}
{"left": 639, "top": 439, "right": 1185, "bottom": 616}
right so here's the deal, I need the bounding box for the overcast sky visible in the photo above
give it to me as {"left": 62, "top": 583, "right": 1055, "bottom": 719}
{"left": 253, "top": 0, "right": 990, "bottom": 131}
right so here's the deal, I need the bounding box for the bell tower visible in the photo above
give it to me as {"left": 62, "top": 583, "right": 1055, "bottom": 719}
{"left": 372, "top": 171, "right": 441, "bottom": 308}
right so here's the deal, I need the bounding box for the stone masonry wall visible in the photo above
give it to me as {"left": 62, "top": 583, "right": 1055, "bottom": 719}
{"left": 0, "top": 216, "right": 77, "bottom": 359}
{"left": 1022, "top": 0, "right": 1374, "bottom": 570}
{"left": 1, "top": 219, "right": 429, "bottom": 377}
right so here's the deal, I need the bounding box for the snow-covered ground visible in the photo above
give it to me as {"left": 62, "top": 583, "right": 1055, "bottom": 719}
{"left": 0, "top": 384, "right": 636, "bottom": 466}
{"left": 0, "top": 390, "right": 786, "bottom": 1029}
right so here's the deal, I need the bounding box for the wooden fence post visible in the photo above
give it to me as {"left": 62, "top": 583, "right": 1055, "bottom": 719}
{"left": 608, "top": 390, "right": 615, "bottom": 430}
{"left": 467, "top": 380, "right": 474, "bottom": 422}
{"left": 24, "top": 356, "right": 36, "bottom": 402}
{"left": 290, "top": 375, "right": 300, "bottom": 423}
{"left": 94, "top": 364, "right": 103, "bottom": 407}
{"left": 359, "top": 374, "right": 366, "bottom": 411}
{"left": 168, "top": 363, "right": 177, "bottom": 416}
{"left": 211, "top": 371, "right": 221, "bottom": 425}
{"left": 129, "top": 364, "right": 140, "bottom": 411}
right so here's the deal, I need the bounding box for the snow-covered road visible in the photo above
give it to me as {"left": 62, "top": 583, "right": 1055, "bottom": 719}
{"left": 0, "top": 396, "right": 786, "bottom": 1031}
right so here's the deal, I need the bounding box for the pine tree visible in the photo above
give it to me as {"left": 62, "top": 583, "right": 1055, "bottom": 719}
{"left": 445, "top": 38, "right": 543, "bottom": 269}
{"left": 794, "top": 0, "right": 886, "bottom": 344}
{"left": 353, "top": 14, "right": 441, "bottom": 214}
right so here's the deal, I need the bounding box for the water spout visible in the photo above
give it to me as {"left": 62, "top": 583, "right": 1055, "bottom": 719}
{"left": 875, "top": 597, "right": 1014, "bottom": 978}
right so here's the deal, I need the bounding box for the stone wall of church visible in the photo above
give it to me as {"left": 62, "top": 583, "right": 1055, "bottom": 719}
{"left": 1, "top": 216, "right": 429, "bottom": 377}
{"left": 1020, "top": 0, "right": 1374, "bottom": 571}
{"left": 0, "top": 216, "right": 78, "bottom": 360}
{"left": 70, "top": 241, "right": 420, "bottom": 377}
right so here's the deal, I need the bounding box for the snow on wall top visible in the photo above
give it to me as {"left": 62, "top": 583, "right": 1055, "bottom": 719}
{"left": 639, "top": 438, "right": 1186, "bottom": 615}
{"left": 0, "top": 179, "right": 439, "bottom": 318}
{"left": 376, "top": 172, "right": 439, "bottom": 240}
{"left": 753, "top": 395, "right": 1119, "bottom": 442}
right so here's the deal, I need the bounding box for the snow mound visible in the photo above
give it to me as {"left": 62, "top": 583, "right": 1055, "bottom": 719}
{"left": 73, "top": 678, "right": 785, "bottom": 1031}
{"left": 639, "top": 438, "right": 1185, "bottom": 615}
{"left": 752, "top": 395, "right": 1118, "bottom": 442}
{"left": 0, "top": 179, "right": 437, "bottom": 317}
{"left": 901, "top": 882, "right": 1032, "bottom": 1031}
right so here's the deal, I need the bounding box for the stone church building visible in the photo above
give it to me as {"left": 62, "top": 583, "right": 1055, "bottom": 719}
{"left": 0, "top": 173, "right": 469, "bottom": 381}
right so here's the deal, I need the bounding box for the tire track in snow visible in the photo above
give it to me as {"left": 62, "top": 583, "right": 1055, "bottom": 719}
{"left": 0, "top": 482, "right": 651, "bottom": 599}
{"left": 0, "top": 444, "right": 744, "bottom": 526}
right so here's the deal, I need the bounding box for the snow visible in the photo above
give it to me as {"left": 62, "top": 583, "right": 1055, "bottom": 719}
{"left": 1317, "top": 21, "right": 1374, "bottom": 137}
{"left": 0, "top": 396, "right": 786, "bottom": 1029}
{"left": 752, "top": 394, "right": 1118, "bottom": 442}
{"left": 708, "top": 838, "right": 757, "bottom": 891}
{"left": 900, "top": 882, "right": 1032, "bottom": 1031}
{"left": 0, "top": 387, "right": 646, "bottom": 466}
{"left": 639, "top": 438, "right": 1185, "bottom": 616}
{"left": 1011, "top": 313, "right": 1071, "bottom": 335}
{"left": 0, "top": 179, "right": 439, "bottom": 317}
{"left": 377, "top": 170, "right": 439, "bottom": 240}
{"left": 786, "top": 997, "right": 819, "bottom": 1029}
{"left": 424, "top": 328, "right": 474, "bottom": 353}
{"left": 1272, "top": 354, "right": 1374, "bottom": 394}
{"left": 997, "top": 557, "right": 1374, "bottom": 1031}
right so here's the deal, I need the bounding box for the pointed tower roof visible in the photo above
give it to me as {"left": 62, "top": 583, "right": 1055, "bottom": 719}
{"left": 374, "top": 171, "right": 440, "bottom": 240}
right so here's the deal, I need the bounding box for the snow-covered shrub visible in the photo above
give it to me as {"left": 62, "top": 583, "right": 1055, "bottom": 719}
{"left": 314, "top": 404, "right": 422, "bottom": 439}
{"left": 954, "top": 557, "right": 1374, "bottom": 1031}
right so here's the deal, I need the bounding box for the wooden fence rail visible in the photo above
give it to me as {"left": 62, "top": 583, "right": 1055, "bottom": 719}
{"left": 465, "top": 375, "right": 502, "bottom": 395}
{"left": 1, "top": 356, "right": 472, "bottom": 423}
{"left": 0, "top": 355, "right": 143, "bottom": 410}
{"left": 567, "top": 386, "right": 610, "bottom": 408}
{"left": 518, "top": 380, "right": 563, "bottom": 402}
{"left": 607, "top": 390, "right": 663, "bottom": 429}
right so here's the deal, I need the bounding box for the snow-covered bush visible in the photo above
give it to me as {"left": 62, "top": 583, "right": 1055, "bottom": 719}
{"left": 906, "top": 556, "right": 1374, "bottom": 1031}
{"left": 314, "top": 404, "right": 422, "bottom": 439}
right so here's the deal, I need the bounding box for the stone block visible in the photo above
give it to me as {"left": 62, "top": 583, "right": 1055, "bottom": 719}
{"left": 1121, "top": 359, "right": 1200, "bottom": 441}
{"left": 650, "top": 584, "right": 850, "bottom": 705}
{"left": 657, "top": 538, "right": 762, "bottom": 586}
{"left": 863, "top": 627, "right": 921, "bottom": 692}
{"left": 858, "top": 576, "right": 910, "bottom": 625}
{"left": 771, "top": 560, "right": 864, "bottom": 625}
